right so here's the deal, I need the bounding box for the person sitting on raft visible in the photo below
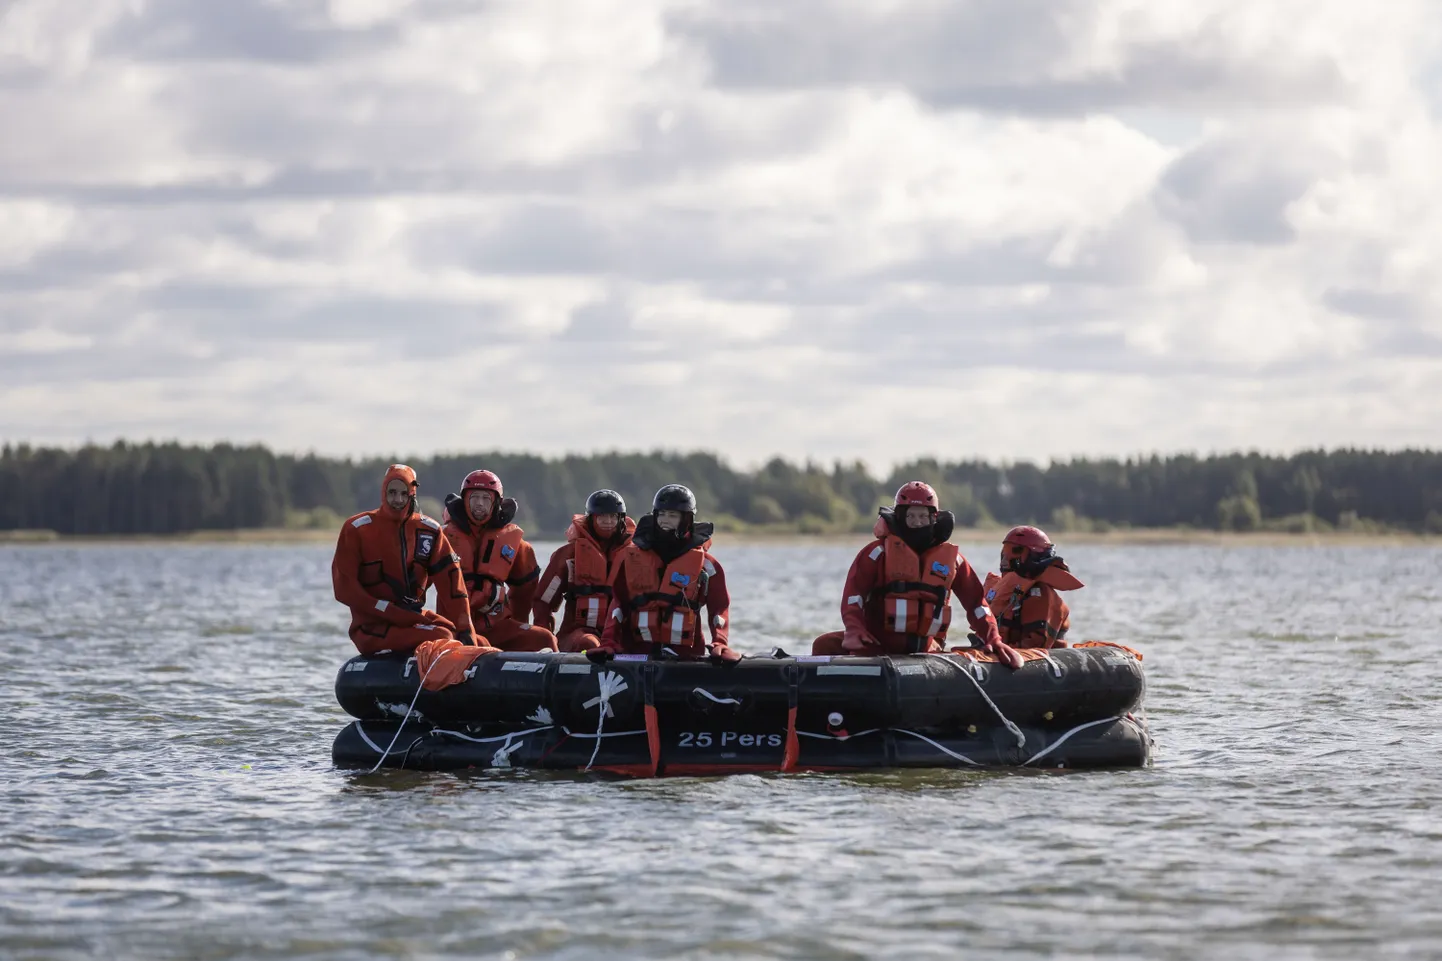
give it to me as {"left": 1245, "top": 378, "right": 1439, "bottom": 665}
{"left": 531, "top": 489, "right": 636, "bottom": 653}
{"left": 594, "top": 485, "right": 741, "bottom": 663}
{"left": 812, "top": 481, "right": 1023, "bottom": 668}
{"left": 331, "top": 464, "right": 483, "bottom": 655}
{"left": 984, "top": 526, "right": 1083, "bottom": 649}
{"left": 441, "top": 469, "right": 559, "bottom": 653}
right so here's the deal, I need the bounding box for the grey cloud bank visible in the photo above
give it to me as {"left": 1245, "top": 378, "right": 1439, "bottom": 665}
{"left": 2, "top": 0, "right": 1441, "bottom": 467}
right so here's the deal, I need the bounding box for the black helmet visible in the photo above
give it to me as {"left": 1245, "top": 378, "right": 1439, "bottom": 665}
{"left": 652, "top": 484, "right": 697, "bottom": 513}
{"left": 585, "top": 489, "right": 626, "bottom": 516}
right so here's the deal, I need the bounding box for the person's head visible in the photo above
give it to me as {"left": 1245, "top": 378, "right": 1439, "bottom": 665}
{"left": 894, "top": 482, "right": 938, "bottom": 525}
{"left": 585, "top": 489, "right": 626, "bottom": 538}
{"left": 461, "top": 470, "right": 503, "bottom": 525}
{"left": 381, "top": 464, "right": 419, "bottom": 518}
{"left": 1001, "top": 525, "right": 1056, "bottom": 575}
{"left": 652, "top": 485, "right": 697, "bottom": 537}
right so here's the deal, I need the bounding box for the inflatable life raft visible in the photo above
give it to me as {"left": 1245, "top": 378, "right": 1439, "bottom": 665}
{"left": 331, "top": 645, "right": 1150, "bottom": 775}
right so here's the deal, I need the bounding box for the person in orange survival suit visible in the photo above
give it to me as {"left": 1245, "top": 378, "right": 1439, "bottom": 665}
{"left": 441, "top": 469, "right": 559, "bottom": 652}
{"left": 331, "top": 464, "right": 483, "bottom": 655}
{"left": 531, "top": 489, "right": 637, "bottom": 653}
{"left": 811, "top": 482, "right": 1023, "bottom": 668}
{"left": 594, "top": 485, "right": 741, "bottom": 664}
{"left": 983, "top": 525, "right": 1084, "bottom": 649}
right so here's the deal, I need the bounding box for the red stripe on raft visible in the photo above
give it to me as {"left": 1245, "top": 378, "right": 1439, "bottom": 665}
{"left": 780, "top": 706, "right": 799, "bottom": 772}
{"left": 644, "top": 703, "right": 660, "bottom": 777}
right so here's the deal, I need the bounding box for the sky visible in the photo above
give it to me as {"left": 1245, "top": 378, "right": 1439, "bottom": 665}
{"left": 3, "top": 0, "right": 1441, "bottom": 469}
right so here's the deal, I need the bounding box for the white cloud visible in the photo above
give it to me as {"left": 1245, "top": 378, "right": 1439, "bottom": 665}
{"left": 2, "top": 0, "right": 1441, "bottom": 466}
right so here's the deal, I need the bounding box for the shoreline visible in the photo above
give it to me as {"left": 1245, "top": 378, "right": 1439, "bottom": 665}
{"left": 2, "top": 527, "right": 1437, "bottom": 548}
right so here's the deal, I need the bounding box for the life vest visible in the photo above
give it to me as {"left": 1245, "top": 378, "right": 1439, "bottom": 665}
{"left": 878, "top": 533, "right": 959, "bottom": 641}
{"left": 563, "top": 514, "right": 635, "bottom": 632}
{"left": 621, "top": 540, "right": 711, "bottom": 649}
{"left": 983, "top": 564, "right": 1082, "bottom": 645}
{"left": 462, "top": 523, "right": 527, "bottom": 617}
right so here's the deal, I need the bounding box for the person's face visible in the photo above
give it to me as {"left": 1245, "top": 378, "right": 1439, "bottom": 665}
{"left": 904, "top": 505, "right": 932, "bottom": 528}
{"left": 656, "top": 509, "right": 684, "bottom": 532}
{"left": 385, "top": 479, "right": 411, "bottom": 511}
{"left": 592, "top": 512, "right": 620, "bottom": 536}
{"left": 467, "top": 489, "right": 496, "bottom": 521}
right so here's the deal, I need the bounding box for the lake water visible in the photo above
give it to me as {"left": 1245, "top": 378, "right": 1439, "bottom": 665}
{"left": 2, "top": 541, "right": 1440, "bottom": 960}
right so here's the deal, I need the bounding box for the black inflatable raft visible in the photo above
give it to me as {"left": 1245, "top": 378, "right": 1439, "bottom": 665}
{"left": 331, "top": 646, "right": 1149, "bottom": 775}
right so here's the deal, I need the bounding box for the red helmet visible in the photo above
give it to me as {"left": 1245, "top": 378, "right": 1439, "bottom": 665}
{"left": 894, "top": 481, "right": 939, "bottom": 509}
{"left": 461, "top": 470, "right": 503, "bottom": 497}
{"left": 1002, "top": 525, "right": 1054, "bottom": 573}
{"left": 1003, "top": 526, "right": 1052, "bottom": 551}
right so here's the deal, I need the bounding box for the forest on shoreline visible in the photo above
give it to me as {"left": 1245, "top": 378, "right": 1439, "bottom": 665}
{"left": 2, "top": 441, "right": 1441, "bottom": 538}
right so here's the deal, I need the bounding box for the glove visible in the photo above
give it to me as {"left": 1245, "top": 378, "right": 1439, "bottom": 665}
{"left": 841, "top": 630, "right": 880, "bottom": 652}
{"left": 585, "top": 648, "right": 615, "bottom": 664}
{"left": 708, "top": 644, "right": 742, "bottom": 665}
{"left": 455, "top": 630, "right": 476, "bottom": 647}
{"left": 420, "top": 609, "right": 455, "bottom": 631}
{"left": 985, "top": 637, "right": 1024, "bottom": 670}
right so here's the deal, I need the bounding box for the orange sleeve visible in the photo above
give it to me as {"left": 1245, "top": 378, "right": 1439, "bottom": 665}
{"left": 839, "top": 542, "right": 882, "bottom": 636}
{"left": 430, "top": 529, "right": 476, "bottom": 637}
{"left": 598, "top": 556, "right": 630, "bottom": 651}
{"left": 504, "top": 540, "right": 542, "bottom": 621}
{"left": 530, "top": 543, "right": 572, "bottom": 632}
{"left": 703, "top": 554, "right": 730, "bottom": 646}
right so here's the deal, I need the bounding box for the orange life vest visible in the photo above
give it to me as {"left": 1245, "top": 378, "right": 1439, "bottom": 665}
{"left": 563, "top": 514, "right": 635, "bottom": 632}
{"left": 462, "top": 523, "right": 527, "bottom": 616}
{"left": 983, "top": 565, "right": 1082, "bottom": 644}
{"left": 622, "top": 540, "right": 711, "bottom": 649}
{"left": 879, "top": 534, "right": 959, "bottom": 641}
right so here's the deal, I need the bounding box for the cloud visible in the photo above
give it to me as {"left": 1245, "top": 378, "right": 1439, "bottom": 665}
{"left": 2, "top": 0, "right": 1442, "bottom": 466}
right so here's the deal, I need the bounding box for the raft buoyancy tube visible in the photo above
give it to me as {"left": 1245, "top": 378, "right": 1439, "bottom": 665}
{"left": 332, "top": 647, "right": 1149, "bottom": 774}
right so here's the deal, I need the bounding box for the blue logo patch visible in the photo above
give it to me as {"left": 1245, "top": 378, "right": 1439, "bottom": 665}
{"left": 670, "top": 572, "right": 692, "bottom": 587}
{"left": 986, "top": 588, "right": 997, "bottom": 601}
{"left": 500, "top": 544, "right": 516, "bottom": 560}
{"left": 931, "top": 561, "right": 951, "bottom": 576}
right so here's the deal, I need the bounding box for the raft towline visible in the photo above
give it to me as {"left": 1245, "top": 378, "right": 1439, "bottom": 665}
{"left": 331, "top": 647, "right": 1149, "bottom": 775}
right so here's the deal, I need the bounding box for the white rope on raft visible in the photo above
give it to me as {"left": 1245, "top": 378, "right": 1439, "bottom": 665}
{"left": 795, "top": 728, "right": 883, "bottom": 740}
{"left": 926, "top": 653, "right": 1027, "bottom": 750}
{"left": 1021, "top": 715, "right": 1122, "bottom": 767}
{"left": 562, "top": 728, "right": 648, "bottom": 739}
{"left": 429, "top": 724, "right": 555, "bottom": 744}
{"left": 585, "top": 670, "right": 630, "bottom": 771}
{"left": 891, "top": 728, "right": 981, "bottom": 766}
{"left": 353, "top": 722, "right": 386, "bottom": 754}
{"left": 365, "top": 649, "right": 450, "bottom": 774}
{"left": 795, "top": 726, "right": 979, "bottom": 765}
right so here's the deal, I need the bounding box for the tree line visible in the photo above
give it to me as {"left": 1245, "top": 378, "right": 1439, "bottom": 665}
{"left": 2, "top": 441, "right": 1441, "bottom": 537}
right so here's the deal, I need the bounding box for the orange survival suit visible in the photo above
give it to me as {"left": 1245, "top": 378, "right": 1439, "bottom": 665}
{"left": 331, "top": 465, "right": 477, "bottom": 655}
{"left": 983, "top": 560, "right": 1083, "bottom": 649}
{"left": 532, "top": 513, "right": 637, "bottom": 652}
{"left": 598, "top": 515, "right": 736, "bottom": 660}
{"left": 442, "top": 492, "right": 558, "bottom": 652}
{"left": 812, "top": 508, "right": 1014, "bottom": 660}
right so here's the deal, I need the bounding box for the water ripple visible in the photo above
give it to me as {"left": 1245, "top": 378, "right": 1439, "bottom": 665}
{"left": 1, "top": 542, "right": 1441, "bottom": 959}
